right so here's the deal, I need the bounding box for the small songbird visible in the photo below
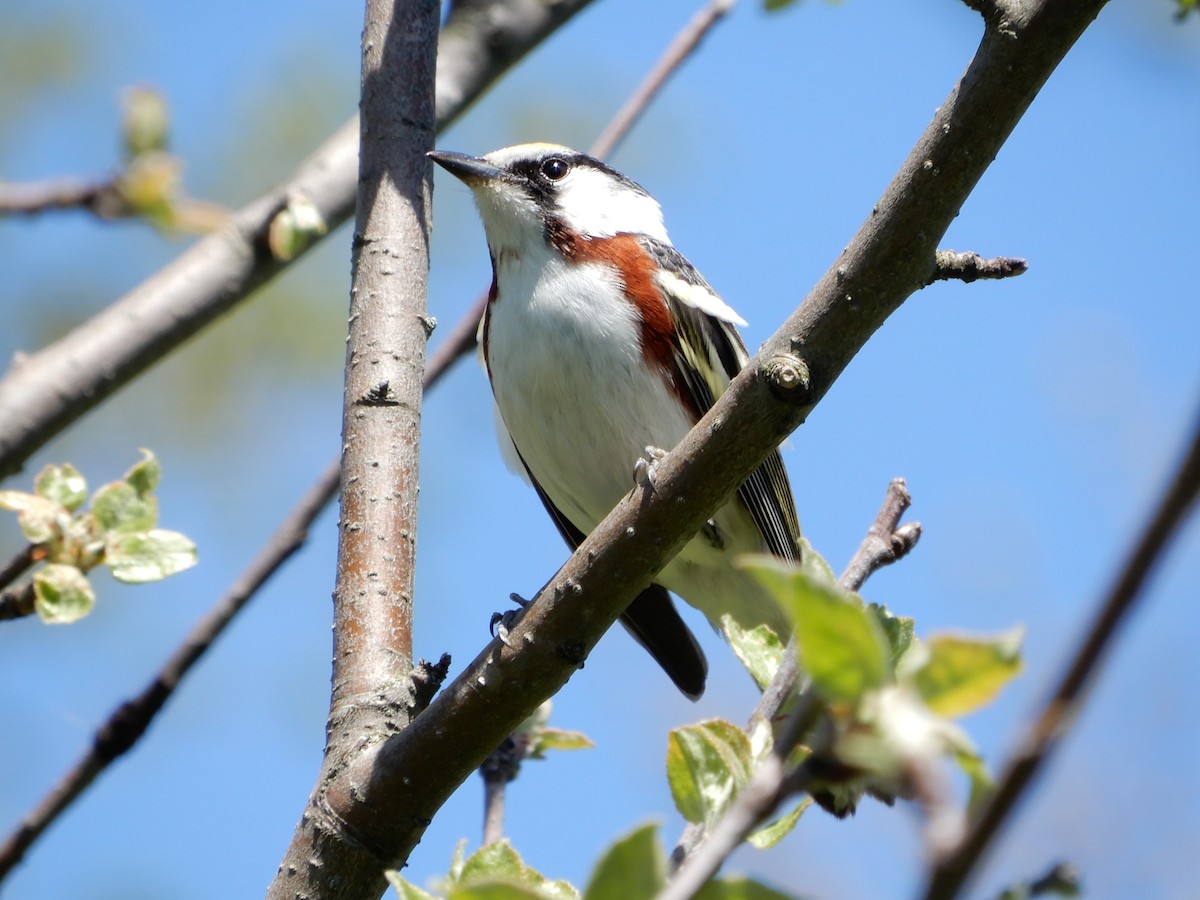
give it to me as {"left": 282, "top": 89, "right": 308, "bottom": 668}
{"left": 429, "top": 144, "right": 801, "bottom": 700}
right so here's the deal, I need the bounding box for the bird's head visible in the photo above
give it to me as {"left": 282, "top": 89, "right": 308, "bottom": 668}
{"left": 428, "top": 143, "right": 670, "bottom": 258}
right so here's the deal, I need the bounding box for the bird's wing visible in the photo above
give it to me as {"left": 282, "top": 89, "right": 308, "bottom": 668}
{"left": 639, "top": 236, "right": 803, "bottom": 564}
{"left": 510, "top": 437, "right": 708, "bottom": 700}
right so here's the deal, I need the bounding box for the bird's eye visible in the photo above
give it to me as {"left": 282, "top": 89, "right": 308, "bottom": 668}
{"left": 540, "top": 157, "right": 569, "bottom": 181}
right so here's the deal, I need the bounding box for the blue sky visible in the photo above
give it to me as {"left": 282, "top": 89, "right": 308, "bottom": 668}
{"left": 1, "top": 1, "right": 1198, "bottom": 898}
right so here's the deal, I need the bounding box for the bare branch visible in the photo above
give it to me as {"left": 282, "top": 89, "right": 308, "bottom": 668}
{"left": 0, "top": 177, "right": 122, "bottom": 217}
{"left": 923, "top": 399, "right": 1200, "bottom": 899}
{"left": 0, "top": 583, "right": 35, "bottom": 621}
{"left": 0, "top": 544, "right": 37, "bottom": 593}
{"left": 0, "top": 462, "right": 339, "bottom": 883}
{"left": 479, "top": 735, "right": 525, "bottom": 846}
{"left": 927, "top": 249, "right": 1028, "bottom": 285}
{"left": 839, "top": 478, "right": 921, "bottom": 592}
{"left": 0, "top": 0, "right": 598, "bottom": 482}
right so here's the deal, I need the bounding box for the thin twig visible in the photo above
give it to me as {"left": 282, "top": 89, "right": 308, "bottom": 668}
{"left": 0, "top": 544, "right": 38, "bottom": 592}
{"left": 0, "top": 583, "right": 35, "bottom": 621}
{"left": 924, "top": 401, "right": 1200, "bottom": 899}
{"left": 839, "top": 478, "right": 921, "bottom": 592}
{"left": 478, "top": 735, "right": 525, "bottom": 845}
{"left": 0, "top": 177, "right": 120, "bottom": 217}
{"left": 0, "top": 462, "right": 339, "bottom": 882}
{"left": 927, "top": 250, "right": 1028, "bottom": 285}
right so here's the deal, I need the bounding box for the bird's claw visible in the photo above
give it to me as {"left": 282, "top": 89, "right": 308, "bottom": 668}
{"left": 490, "top": 592, "right": 531, "bottom": 647}
{"left": 633, "top": 445, "right": 669, "bottom": 490}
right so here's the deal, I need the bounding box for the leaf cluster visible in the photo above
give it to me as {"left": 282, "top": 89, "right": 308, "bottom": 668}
{"left": 0, "top": 449, "right": 197, "bottom": 622}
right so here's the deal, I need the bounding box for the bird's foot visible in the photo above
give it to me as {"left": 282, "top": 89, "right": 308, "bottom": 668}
{"left": 490, "top": 593, "right": 531, "bottom": 647}
{"left": 633, "top": 445, "right": 669, "bottom": 490}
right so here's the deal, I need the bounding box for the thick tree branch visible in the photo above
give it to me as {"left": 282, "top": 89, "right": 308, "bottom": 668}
{"left": 923, "top": 400, "right": 1200, "bottom": 899}
{"left": 0, "top": 0, "right": 596, "bottom": 482}
{"left": 266, "top": 0, "right": 440, "bottom": 896}
{"left": 297, "top": 0, "right": 1107, "bottom": 885}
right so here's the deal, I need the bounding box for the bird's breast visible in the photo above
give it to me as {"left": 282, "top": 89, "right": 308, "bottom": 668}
{"left": 485, "top": 252, "right": 694, "bottom": 533}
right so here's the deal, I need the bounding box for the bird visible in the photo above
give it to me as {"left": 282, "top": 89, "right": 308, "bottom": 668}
{"left": 429, "top": 143, "right": 801, "bottom": 700}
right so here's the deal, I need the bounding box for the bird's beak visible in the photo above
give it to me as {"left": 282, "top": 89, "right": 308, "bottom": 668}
{"left": 427, "top": 150, "right": 505, "bottom": 185}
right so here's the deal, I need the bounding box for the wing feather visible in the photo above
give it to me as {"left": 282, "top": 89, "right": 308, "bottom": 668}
{"left": 638, "top": 235, "right": 802, "bottom": 563}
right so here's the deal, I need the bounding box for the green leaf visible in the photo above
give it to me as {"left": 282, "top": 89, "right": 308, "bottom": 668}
{"left": 124, "top": 448, "right": 161, "bottom": 496}
{"left": 268, "top": 192, "right": 329, "bottom": 261}
{"left": 453, "top": 841, "right": 577, "bottom": 900}
{"left": 763, "top": 0, "right": 800, "bottom": 12}
{"left": 34, "top": 463, "right": 87, "bottom": 511}
{"left": 740, "top": 556, "right": 889, "bottom": 703}
{"left": 0, "top": 490, "right": 63, "bottom": 543}
{"left": 448, "top": 839, "right": 469, "bottom": 883}
{"left": 121, "top": 86, "right": 169, "bottom": 159}
{"left": 528, "top": 727, "right": 595, "bottom": 758}
{"left": 797, "top": 537, "right": 837, "bottom": 588}
{"left": 952, "top": 747, "right": 994, "bottom": 817}
{"left": 722, "top": 614, "right": 786, "bottom": 691}
{"left": 867, "top": 604, "right": 917, "bottom": 673}
{"left": 106, "top": 529, "right": 197, "bottom": 583}
{"left": 90, "top": 481, "right": 157, "bottom": 533}
{"left": 696, "top": 876, "right": 801, "bottom": 900}
{"left": 583, "top": 823, "right": 664, "bottom": 900}
{"left": 386, "top": 871, "right": 440, "bottom": 900}
{"left": 33, "top": 563, "right": 95, "bottom": 623}
{"left": 666, "top": 720, "right": 753, "bottom": 828}
{"left": 746, "top": 798, "right": 810, "bottom": 850}
{"left": 911, "top": 629, "right": 1023, "bottom": 718}
{"left": 452, "top": 885, "right": 555, "bottom": 900}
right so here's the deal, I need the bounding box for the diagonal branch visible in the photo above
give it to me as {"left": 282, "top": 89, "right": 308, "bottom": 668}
{"left": 0, "top": 0, "right": 597, "bottom": 483}
{"left": 923, "top": 400, "right": 1200, "bottom": 899}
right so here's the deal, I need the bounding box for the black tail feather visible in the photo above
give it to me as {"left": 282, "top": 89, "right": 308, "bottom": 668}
{"left": 620, "top": 585, "right": 708, "bottom": 700}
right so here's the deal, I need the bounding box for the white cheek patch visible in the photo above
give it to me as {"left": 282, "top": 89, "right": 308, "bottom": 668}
{"left": 555, "top": 167, "right": 670, "bottom": 243}
{"left": 655, "top": 268, "right": 748, "bottom": 327}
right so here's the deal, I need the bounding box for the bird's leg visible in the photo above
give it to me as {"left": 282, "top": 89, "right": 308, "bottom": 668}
{"left": 633, "top": 445, "right": 669, "bottom": 490}
{"left": 490, "top": 592, "right": 531, "bottom": 647}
